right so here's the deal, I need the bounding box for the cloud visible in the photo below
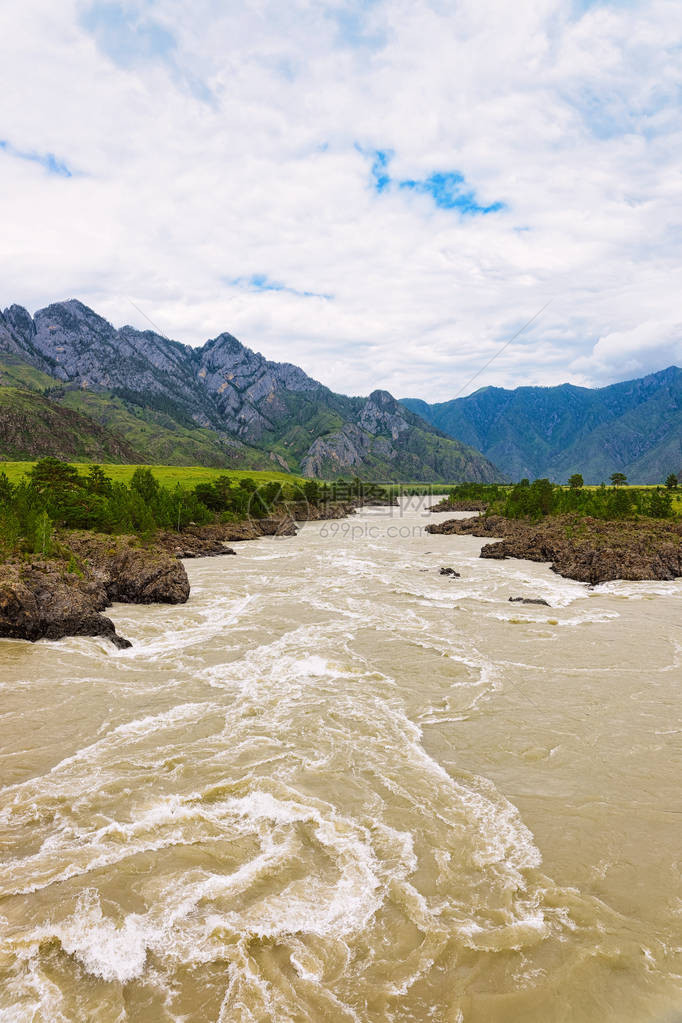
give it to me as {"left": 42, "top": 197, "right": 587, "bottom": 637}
{"left": 571, "top": 321, "right": 682, "bottom": 383}
{"left": 1, "top": 0, "right": 682, "bottom": 402}
{"left": 327, "top": 0, "right": 386, "bottom": 49}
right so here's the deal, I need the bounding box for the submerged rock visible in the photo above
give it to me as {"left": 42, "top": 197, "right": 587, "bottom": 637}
{"left": 509, "top": 596, "right": 550, "bottom": 606}
{"left": 440, "top": 567, "right": 461, "bottom": 577}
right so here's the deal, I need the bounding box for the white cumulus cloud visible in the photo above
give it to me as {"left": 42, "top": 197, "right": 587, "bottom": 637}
{"left": 1, "top": 0, "right": 682, "bottom": 400}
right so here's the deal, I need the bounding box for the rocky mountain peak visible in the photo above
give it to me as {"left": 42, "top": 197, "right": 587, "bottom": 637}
{"left": 3, "top": 304, "right": 36, "bottom": 341}
{"left": 0, "top": 304, "right": 46, "bottom": 366}
{"left": 360, "top": 388, "right": 410, "bottom": 438}
{"left": 367, "top": 388, "right": 398, "bottom": 408}
{"left": 0, "top": 297, "right": 504, "bottom": 481}
{"left": 202, "top": 331, "right": 246, "bottom": 360}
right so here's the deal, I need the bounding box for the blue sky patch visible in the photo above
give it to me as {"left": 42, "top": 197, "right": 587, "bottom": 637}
{"left": 361, "top": 148, "right": 504, "bottom": 215}
{"left": 328, "top": 0, "right": 386, "bottom": 51}
{"left": 80, "top": 1, "right": 213, "bottom": 102}
{"left": 370, "top": 150, "right": 391, "bottom": 193}
{"left": 399, "top": 171, "right": 505, "bottom": 214}
{"left": 0, "top": 139, "right": 73, "bottom": 177}
{"left": 80, "top": 1, "right": 176, "bottom": 68}
{"left": 229, "top": 274, "right": 332, "bottom": 300}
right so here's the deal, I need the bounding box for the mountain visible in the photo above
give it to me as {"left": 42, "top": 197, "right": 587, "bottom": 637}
{"left": 0, "top": 300, "right": 502, "bottom": 482}
{"left": 401, "top": 367, "right": 682, "bottom": 483}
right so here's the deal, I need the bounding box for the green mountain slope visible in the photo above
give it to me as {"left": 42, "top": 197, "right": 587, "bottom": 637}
{"left": 0, "top": 355, "right": 273, "bottom": 470}
{"left": 0, "top": 386, "right": 142, "bottom": 462}
{"left": 402, "top": 367, "right": 682, "bottom": 483}
{"left": 59, "top": 390, "right": 273, "bottom": 470}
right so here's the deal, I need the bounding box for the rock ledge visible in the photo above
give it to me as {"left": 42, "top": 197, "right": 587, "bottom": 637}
{"left": 426, "top": 514, "right": 682, "bottom": 584}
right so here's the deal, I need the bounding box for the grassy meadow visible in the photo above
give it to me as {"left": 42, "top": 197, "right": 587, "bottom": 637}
{"left": 0, "top": 461, "right": 306, "bottom": 489}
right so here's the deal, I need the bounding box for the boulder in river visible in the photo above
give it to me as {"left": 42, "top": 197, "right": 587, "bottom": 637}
{"left": 440, "top": 567, "right": 461, "bottom": 577}
{"left": 509, "top": 597, "right": 551, "bottom": 606}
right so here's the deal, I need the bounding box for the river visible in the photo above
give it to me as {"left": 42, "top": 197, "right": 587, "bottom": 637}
{"left": 0, "top": 498, "right": 681, "bottom": 1022}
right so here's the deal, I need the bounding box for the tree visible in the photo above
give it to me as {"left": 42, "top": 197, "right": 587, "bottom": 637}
{"left": 194, "top": 482, "right": 223, "bottom": 511}
{"left": 28, "top": 457, "right": 81, "bottom": 495}
{"left": 0, "top": 471, "right": 14, "bottom": 505}
{"left": 130, "top": 466, "right": 160, "bottom": 504}
{"left": 303, "top": 479, "right": 320, "bottom": 505}
{"left": 648, "top": 487, "right": 673, "bottom": 518}
{"left": 249, "top": 481, "right": 282, "bottom": 518}
{"left": 606, "top": 486, "right": 632, "bottom": 519}
{"left": 213, "top": 476, "right": 233, "bottom": 505}
{"left": 85, "top": 464, "right": 113, "bottom": 495}
{"left": 568, "top": 473, "right": 584, "bottom": 490}
{"left": 33, "top": 510, "right": 54, "bottom": 556}
{"left": 531, "top": 478, "right": 555, "bottom": 516}
{"left": 610, "top": 472, "right": 627, "bottom": 487}
{"left": 665, "top": 473, "right": 678, "bottom": 490}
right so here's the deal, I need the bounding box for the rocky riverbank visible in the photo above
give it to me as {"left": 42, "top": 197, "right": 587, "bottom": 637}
{"left": 428, "top": 498, "right": 488, "bottom": 512}
{"left": 426, "top": 514, "right": 682, "bottom": 584}
{"left": 0, "top": 535, "right": 189, "bottom": 648}
{"left": 0, "top": 502, "right": 356, "bottom": 647}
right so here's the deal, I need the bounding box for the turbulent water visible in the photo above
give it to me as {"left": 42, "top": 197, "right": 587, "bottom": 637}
{"left": 1, "top": 498, "right": 681, "bottom": 1022}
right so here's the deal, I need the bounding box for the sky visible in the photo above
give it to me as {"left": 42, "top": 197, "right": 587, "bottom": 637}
{"left": 1, "top": 0, "right": 682, "bottom": 401}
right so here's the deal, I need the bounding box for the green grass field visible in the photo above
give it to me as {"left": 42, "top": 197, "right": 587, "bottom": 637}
{"left": 0, "top": 461, "right": 306, "bottom": 489}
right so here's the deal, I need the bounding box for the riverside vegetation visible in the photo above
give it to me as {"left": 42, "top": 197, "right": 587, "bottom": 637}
{"left": 0, "top": 459, "right": 362, "bottom": 647}
{"left": 427, "top": 477, "right": 682, "bottom": 584}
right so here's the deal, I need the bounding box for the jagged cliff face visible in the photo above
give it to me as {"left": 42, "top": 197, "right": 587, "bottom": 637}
{"left": 0, "top": 300, "right": 503, "bottom": 481}
{"left": 196, "top": 331, "right": 322, "bottom": 441}
{"left": 0, "top": 305, "right": 47, "bottom": 367}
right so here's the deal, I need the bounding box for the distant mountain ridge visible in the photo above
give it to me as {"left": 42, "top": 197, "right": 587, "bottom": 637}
{"left": 402, "top": 367, "right": 682, "bottom": 483}
{"left": 0, "top": 299, "right": 502, "bottom": 481}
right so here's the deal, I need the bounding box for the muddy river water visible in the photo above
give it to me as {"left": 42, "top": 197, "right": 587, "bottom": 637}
{"left": 0, "top": 499, "right": 680, "bottom": 1022}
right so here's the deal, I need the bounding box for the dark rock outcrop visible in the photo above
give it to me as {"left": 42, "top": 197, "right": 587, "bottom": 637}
{"left": 359, "top": 496, "right": 399, "bottom": 507}
{"left": 0, "top": 535, "right": 191, "bottom": 648}
{"left": 440, "top": 567, "right": 461, "bottom": 577}
{"left": 0, "top": 561, "right": 130, "bottom": 648}
{"left": 427, "top": 514, "right": 682, "bottom": 584}
{"left": 429, "top": 498, "right": 488, "bottom": 512}
{"left": 509, "top": 596, "right": 550, "bottom": 606}
{"left": 287, "top": 501, "right": 358, "bottom": 521}
{"left": 66, "top": 534, "right": 191, "bottom": 604}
